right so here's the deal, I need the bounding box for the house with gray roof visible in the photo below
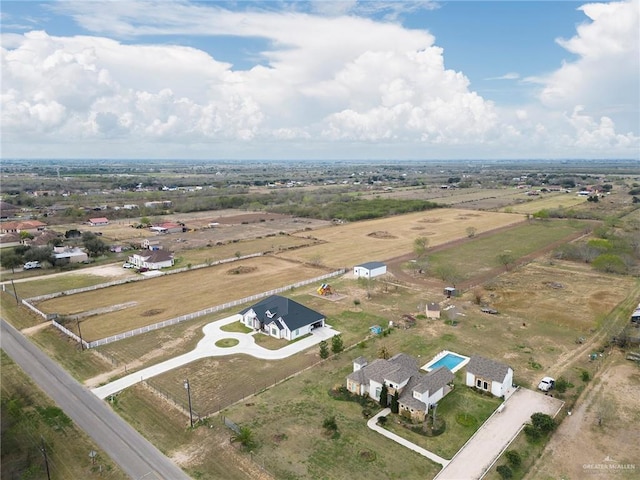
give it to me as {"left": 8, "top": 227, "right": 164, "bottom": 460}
{"left": 465, "top": 355, "right": 513, "bottom": 398}
{"left": 239, "top": 295, "right": 325, "bottom": 341}
{"left": 128, "top": 249, "right": 174, "bottom": 270}
{"left": 346, "top": 353, "right": 454, "bottom": 421}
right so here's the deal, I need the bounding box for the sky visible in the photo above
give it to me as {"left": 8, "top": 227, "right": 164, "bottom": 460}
{"left": 1, "top": 0, "right": 639, "bottom": 161}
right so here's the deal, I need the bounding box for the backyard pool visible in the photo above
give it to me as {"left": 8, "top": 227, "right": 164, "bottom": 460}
{"left": 422, "top": 350, "right": 470, "bottom": 373}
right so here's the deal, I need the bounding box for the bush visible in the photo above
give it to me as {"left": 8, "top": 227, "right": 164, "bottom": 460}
{"left": 581, "top": 370, "right": 591, "bottom": 382}
{"left": 497, "top": 465, "right": 513, "bottom": 479}
{"left": 554, "top": 377, "right": 572, "bottom": 393}
{"left": 505, "top": 450, "right": 522, "bottom": 469}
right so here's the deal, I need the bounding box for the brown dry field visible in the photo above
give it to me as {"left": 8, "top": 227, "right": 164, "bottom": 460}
{"left": 525, "top": 354, "right": 640, "bottom": 480}
{"left": 36, "top": 256, "right": 331, "bottom": 341}
{"left": 278, "top": 208, "right": 524, "bottom": 267}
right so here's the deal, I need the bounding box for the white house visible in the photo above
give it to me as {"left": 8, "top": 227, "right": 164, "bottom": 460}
{"left": 465, "top": 355, "right": 513, "bottom": 398}
{"left": 239, "top": 295, "right": 325, "bottom": 341}
{"left": 128, "top": 250, "right": 174, "bottom": 270}
{"left": 353, "top": 261, "right": 387, "bottom": 279}
{"left": 346, "top": 353, "right": 454, "bottom": 421}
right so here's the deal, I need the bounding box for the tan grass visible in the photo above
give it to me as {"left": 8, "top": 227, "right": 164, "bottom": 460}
{"left": 279, "top": 208, "right": 523, "bottom": 267}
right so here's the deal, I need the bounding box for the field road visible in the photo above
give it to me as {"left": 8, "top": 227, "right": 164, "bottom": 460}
{"left": 1, "top": 318, "right": 190, "bottom": 480}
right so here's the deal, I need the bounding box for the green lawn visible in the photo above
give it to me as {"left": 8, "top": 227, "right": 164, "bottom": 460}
{"left": 382, "top": 380, "right": 502, "bottom": 459}
{"left": 426, "top": 219, "right": 589, "bottom": 280}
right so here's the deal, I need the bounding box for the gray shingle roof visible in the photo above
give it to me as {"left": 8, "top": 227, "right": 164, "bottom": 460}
{"left": 466, "top": 355, "right": 511, "bottom": 383}
{"left": 240, "top": 295, "right": 324, "bottom": 332}
{"left": 413, "top": 366, "right": 454, "bottom": 395}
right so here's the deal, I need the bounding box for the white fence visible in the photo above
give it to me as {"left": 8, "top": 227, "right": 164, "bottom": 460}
{"left": 86, "top": 268, "right": 345, "bottom": 348}
{"left": 51, "top": 318, "right": 90, "bottom": 350}
{"left": 25, "top": 253, "right": 263, "bottom": 303}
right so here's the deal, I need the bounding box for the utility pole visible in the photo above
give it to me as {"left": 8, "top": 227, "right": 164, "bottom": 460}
{"left": 184, "top": 379, "right": 193, "bottom": 427}
{"left": 10, "top": 279, "right": 19, "bottom": 305}
{"left": 40, "top": 436, "right": 51, "bottom": 480}
{"left": 77, "top": 319, "right": 84, "bottom": 351}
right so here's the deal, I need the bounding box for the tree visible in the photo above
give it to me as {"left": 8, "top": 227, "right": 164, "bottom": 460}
{"left": 505, "top": 450, "right": 521, "bottom": 469}
{"left": 319, "top": 340, "right": 329, "bottom": 359}
{"left": 497, "top": 252, "right": 515, "bottom": 271}
{"left": 24, "top": 246, "right": 53, "bottom": 264}
{"left": 390, "top": 391, "right": 399, "bottom": 414}
{"left": 230, "top": 426, "right": 256, "bottom": 450}
{"left": 331, "top": 334, "right": 344, "bottom": 354}
{"left": 378, "top": 345, "right": 390, "bottom": 360}
{"left": 379, "top": 384, "right": 388, "bottom": 408}
{"left": 466, "top": 226, "right": 477, "bottom": 238}
{"left": 1, "top": 250, "right": 23, "bottom": 273}
{"left": 530, "top": 413, "right": 555, "bottom": 434}
{"left": 84, "top": 237, "right": 109, "bottom": 257}
{"left": 65, "top": 229, "right": 82, "bottom": 239}
{"left": 496, "top": 465, "right": 513, "bottom": 479}
{"left": 413, "top": 236, "right": 429, "bottom": 260}
{"left": 434, "top": 263, "right": 463, "bottom": 287}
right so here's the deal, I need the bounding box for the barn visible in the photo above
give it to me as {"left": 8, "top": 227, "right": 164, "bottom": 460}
{"left": 353, "top": 261, "right": 387, "bottom": 279}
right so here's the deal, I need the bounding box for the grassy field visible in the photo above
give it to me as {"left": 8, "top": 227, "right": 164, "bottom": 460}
{"left": 35, "top": 256, "right": 331, "bottom": 341}
{"left": 5, "top": 273, "right": 123, "bottom": 300}
{"left": 278, "top": 209, "right": 524, "bottom": 267}
{"left": 423, "top": 219, "right": 589, "bottom": 281}
{"left": 501, "top": 193, "right": 587, "bottom": 214}
{"left": 0, "top": 351, "right": 127, "bottom": 480}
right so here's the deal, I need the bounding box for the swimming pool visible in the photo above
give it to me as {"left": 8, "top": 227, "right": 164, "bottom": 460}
{"left": 422, "top": 350, "right": 470, "bottom": 373}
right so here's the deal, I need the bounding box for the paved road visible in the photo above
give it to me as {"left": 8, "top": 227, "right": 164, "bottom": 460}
{"left": 1, "top": 319, "right": 190, "bottom": 480}
{"left": 93, "top": 314, "right": 340, "bottom": 399}
{"left": 434, "top": 388, "right": 564, "bottom": 480}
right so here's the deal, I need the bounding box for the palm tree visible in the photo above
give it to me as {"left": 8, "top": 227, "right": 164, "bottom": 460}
{"left": 230, "top": 426, "right": 256, "bottom": 450}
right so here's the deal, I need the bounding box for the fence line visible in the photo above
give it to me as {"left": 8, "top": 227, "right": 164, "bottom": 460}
{"left": 86, "top": 268, "right": 345, "bottom": 348}
{"left": 24, "top": 253, "right": 264, "bottom": 303}
{"left": 50, "top": 318, "right": 91, "bottom": 349}
{"left": 142, "top": 380, "right": 201, "bottom": 422}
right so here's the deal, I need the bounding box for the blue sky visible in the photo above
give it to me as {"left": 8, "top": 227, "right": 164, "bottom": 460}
{"left": 1, "top": 0, "right": 638, "bottom": 160}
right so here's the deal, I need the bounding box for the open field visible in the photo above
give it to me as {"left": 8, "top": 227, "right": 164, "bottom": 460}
{"left": 0, "top": 351, "right": 128, "bottom": 480}
{"left": 423, "top": 219, "right": 590, "bottom": 282}
{"left": 279, "top": 209, "right": 524, "bottom": 267}
{"left": 36, "top": 256, "right": 331, "bottom": 341}
{"left": 500, "top": 193, "right": 587, "bottom": 214}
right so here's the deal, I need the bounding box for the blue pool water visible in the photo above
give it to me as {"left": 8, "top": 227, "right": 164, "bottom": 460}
{"left": 428, "top": 353, "right": 466, "bottom": 371}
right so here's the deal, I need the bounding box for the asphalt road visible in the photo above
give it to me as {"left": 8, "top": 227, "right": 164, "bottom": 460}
{"left": 1, "top": 318, "right": 191, "bottom": 480}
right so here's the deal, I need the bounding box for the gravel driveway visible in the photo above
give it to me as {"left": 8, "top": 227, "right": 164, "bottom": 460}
{"left": 435, "top": 388, "right": 564, "bottom": 480}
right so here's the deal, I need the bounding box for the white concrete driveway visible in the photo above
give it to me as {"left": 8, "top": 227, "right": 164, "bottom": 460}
{"left": 92, "top": 314, "right": 339, "bottom": 399}
{"left": 434, "top": 388, "right": 564, "bottom": 480}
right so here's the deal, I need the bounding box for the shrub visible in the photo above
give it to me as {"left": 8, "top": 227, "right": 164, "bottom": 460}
{"left": 523, "top": 424, "right": 541, "bottom": 442}
{"left": 554, "top": 377, "right": 572, "bottom": 393}
{"left": 581, "top": 370, "right": 591, "bottom": 382}
{"left": 377, "top": 415, "right": 387, "bottom": 425}
{"left": 497, "top": 465, "right": 513, "bottom": 479}
{"left": 505, "top": 450, "right": 522, "bottom": 469}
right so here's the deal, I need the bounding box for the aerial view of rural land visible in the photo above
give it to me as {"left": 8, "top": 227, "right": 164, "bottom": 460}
{"left": 1, "top": 1, "right": 638, "bottom": 480}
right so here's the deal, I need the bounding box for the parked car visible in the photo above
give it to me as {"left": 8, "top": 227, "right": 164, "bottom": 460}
{"left": 23, "top": 261, "right": 41, "bottom": 270}
{"left": 122, "top": 263, "right": 136, "bottom": 269}
{"left": 538, "top": 377, "right": 555, "bottom": 392}
{"left": 137, "top": 267, "right": 149, "bottom": 273}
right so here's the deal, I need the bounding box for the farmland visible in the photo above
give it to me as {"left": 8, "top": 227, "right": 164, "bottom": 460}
{"left": 279, "top": 208, "right": 524, "bottom": 267}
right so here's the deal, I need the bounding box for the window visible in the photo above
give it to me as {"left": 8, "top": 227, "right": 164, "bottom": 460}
{"left": 476, "top": 379, "right": 482, "bottom": 388}
{"left": 375, "top": 387, "right": 381, "bottom": 399}
{"left": 483, "top": 381, "right": 489, "bottom": 390}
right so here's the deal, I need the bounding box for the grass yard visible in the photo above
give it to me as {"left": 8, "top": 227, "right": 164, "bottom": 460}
{"left": 35, "top": 256, "right": 331, "bottom": 341}
{"left": 0, "top": 351, "right": 127, "bottom": 480}
{"left": 424, "top": 219, "right": 589, "bottom": 281}
{"left": 501, "top": 193, "right": 587, "bottom": 214}
{"left": 382, "top": 381, "right": 502, "bottom": 459}
{"left": 7, "top": 273, "right": 121, "bottom": 300}
{"left": 278, "top": 209, "right": 524, "bottom": 268}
